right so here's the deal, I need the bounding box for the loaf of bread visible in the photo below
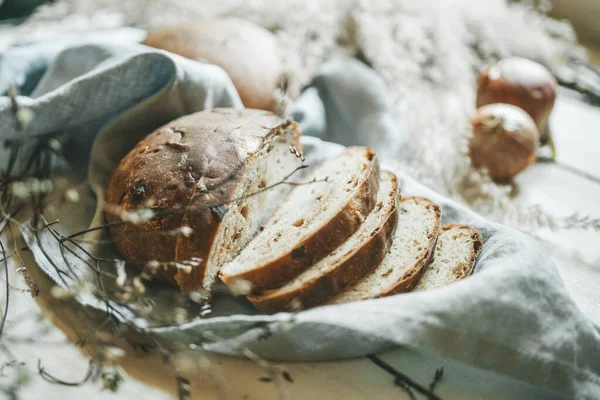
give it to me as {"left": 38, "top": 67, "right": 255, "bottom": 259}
{"left": 105, "top": 108, "right": 302, "bottom": 292}
{"left": 143, "top": 18, "right": 282, "bottom": 112}
{"left": 106, "top": 108, "right": 483, "bottom": 306}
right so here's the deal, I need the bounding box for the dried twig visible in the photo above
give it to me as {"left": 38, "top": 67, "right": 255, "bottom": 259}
{"left": 69, "top": 162, "right": 316, "bottom": 241}
{"left": 0, "top": 360, "right": 29, "bottom": 400}
{"left": 176, "top": 375, "right": 191, "bottom": 400}
{"left": 429, "top": 368, "right": 444, "bottom": 393}
{"left": 537, "top": 156, "right": 600, "bottom": 186}
{"left": 38, "top": 359, "right": 95, "bottom": 387}
{"left": 201, "top": 330, "right": 291, "bottom": 400}
{"left": 558, "top": 56, "right": 600, "bottom": 106}
{"left": 0, "top": 239, "right": 10, "bottom": 338}
{"left": 367, "top": 355, "right": 443, "bottom": 400}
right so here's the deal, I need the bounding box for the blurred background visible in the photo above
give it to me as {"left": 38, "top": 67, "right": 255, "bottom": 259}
{"left": 0, "top": 0, "right": 598, "bottom": 43}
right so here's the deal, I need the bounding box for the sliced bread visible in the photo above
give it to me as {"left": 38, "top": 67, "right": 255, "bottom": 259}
{"left": 105, "top": 108, "right": 302, "bottom": 292}
{"left": 412, "top": 224, "right": 482, "bottom": 291}
{"left": 329, "top": 196, "right": 441, "bottom": 304}
{"left": 220, "top": 147, "right": 380, "bottom": 293}
{"left": 249, "top": 170, "right": 399, "bottom": 312}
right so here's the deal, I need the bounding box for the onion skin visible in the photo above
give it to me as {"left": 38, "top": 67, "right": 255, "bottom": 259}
{"left": 476, "top": 57, "right": 557, "bottom": 137}
{"left": 469, "top": 103, "right": 539, "bottom": 181}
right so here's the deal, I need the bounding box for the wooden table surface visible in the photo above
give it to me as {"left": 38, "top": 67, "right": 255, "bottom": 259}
{"left": 3, "top": 51, "right": 600, "bottom": 400}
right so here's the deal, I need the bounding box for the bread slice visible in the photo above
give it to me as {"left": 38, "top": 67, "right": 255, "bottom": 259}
{"left": 329, "top": 196, "right": 441, "bottom": 304}
{"left": 412, "top": 224, "right": 482, "bottom": 291}
{"left": 220, "top": 147, "right": 380, "bottom": 293}
{"left": 248, "top": 171, "right": 399, "bottom": 312}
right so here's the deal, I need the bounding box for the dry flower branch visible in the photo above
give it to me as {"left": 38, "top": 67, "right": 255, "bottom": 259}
{"left": 37, "top": 359, "right": 95, "bottom": 387}
{"left": 0, "top": 360, "right": 29, "bottom": 400}
{"left": 558, "top": 56, "right": 600, "bottom": 106}
{"left": 200, "top": 330, "right": 291, "bottom": 400}
{"left": 367, "top": 354, "right": 443, "bottom": 400}
{"left": 11, "top": 166, "right": 303, "bottom": 398}
{"left": 0, "top": 239, "right": 10, "bottom": 338}
{"left": 429, "top": 368, "right": 444, "bottom": 392}
{"left": 5, "top": 223, "right": 38, "bottom": 298}
{"left": 537, "top": 157, "right": 600, "bottom": 186}
{"left": 71, "top": 161, "right": 317, "bottom": 243}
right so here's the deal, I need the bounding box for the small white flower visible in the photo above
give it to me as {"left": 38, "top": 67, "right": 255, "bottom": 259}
{"left": 175, "top": 263, "right": 192, "bottom": 274}
{"left": 47, "top": 138, "right": 62, "bottom": 153}
{"left": 138, "top": 304, "right": 153, "bottom": 316}
{"left": 146, "top": 260, "right": 160, "bottom": 270}
{"left": 27, "top": 179, "right": 52, "bottom": 194}
{"left": 179, "top": 226, "right": 193, "bottom": 237}
{"left": 132, "top": 277, "right": 145, "bottom": 294}
{"left": 181, "top": 258, "right": 201, "bottom": 267}
{"left": 200, "top": 308, "right": 211, "bottom": 317}
{"left": 64, "top": 188, "right": 80, "bottom": 203}
{"left": 103, "top": 346, "right": 126, "bottom": 365}
{"left": 143, "top": 198, "right": 156, "bottom": 207}
{"left": 74, "top": 280, "right": 94, "bottom": 296}
{"left": 118, "top": 292, "right": 132, "bottom": 302}
{"left": 39, "top": 179, "right": 53, "bottom": 193}
{"left": 50, "top": 285, "right": 72, "bottom": 299}
{"left": 173, "top": 353, "right": 197, "bottom": 374}
{"left": 29, "top": 180, "right": 41, "bottom": 194}
{"left": 173, "top": 307, "right": 188, "bottom": 324}
{"left": 121, "top": 209, "right": 154, "bottom": 223}
{"left": 16, "top": 107, "right": 34, "bottom": 128}
{"left": 189, "top": 290, "right": 209, "bottom": 303}
{"left": 138, "top": 209, "right": 154, "bottom": 221}
{"left": 229, "top": 278, "right": 252, "bottom": 295}
{"left": 115, "top": 261, "right": 127, "bottom": 288}
{"left": 140, "top": 272, "right": 152, "bottom": 280}
{"left": 10, "top": 182, "right": 29, "bottom": 198}
{"left": 288, "top": 298, "right": 303, "bottom": 312}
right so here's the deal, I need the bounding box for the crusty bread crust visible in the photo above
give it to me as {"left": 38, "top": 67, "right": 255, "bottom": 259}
{"left": 378, "top": 197, "right": 442, "bottom": 296}
{"left": 220, "top": 147, "right": 380, "bottom": 292}
{"left": 248, "top": 171, "right": 399, "bottom": 312}
{"left": 105, "top": 108, "right": 300, "bottom": 291}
